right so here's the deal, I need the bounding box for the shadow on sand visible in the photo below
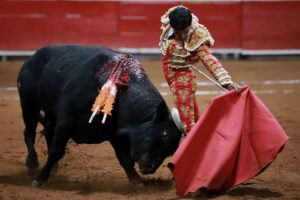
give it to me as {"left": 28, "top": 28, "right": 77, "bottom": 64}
{"left": 172, "top": 184, "right": 283, "bottom": 200}
{"left": 225, "top": 186, "right": 283, "bottom": 198}
{"left": 0, "top": 170, "right": 174, "bottom": 195}
{"left": 0, "top": 171, "right": 283, "bottom": 198}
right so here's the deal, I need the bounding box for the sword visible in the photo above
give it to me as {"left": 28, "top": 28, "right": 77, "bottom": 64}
{"left": 190, "top": 65, "right": 228, "bottom": 92}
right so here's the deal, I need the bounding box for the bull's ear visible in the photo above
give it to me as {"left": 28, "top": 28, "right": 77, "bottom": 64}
{"left": 153, "top": 101, "right": 169, "bottom": 122}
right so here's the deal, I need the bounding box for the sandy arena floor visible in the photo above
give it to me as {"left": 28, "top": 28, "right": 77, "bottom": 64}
{"left": 0, "top": 58, "right": 299, "bottom": 200}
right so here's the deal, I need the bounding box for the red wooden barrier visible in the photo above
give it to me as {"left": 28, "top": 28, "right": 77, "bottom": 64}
{"left": 185, "top": 2, "right": 242, "bottom": 49}
{"left": 242, "top": 1, "right": 300, "bottom": 51}
{"left": 0, "top": 1, "right": 299, "bottom": 55}
{"left": 0, "top": 1, "right": 119, "bottom": 50}
{"left": 117, "top": 2, "right": 241, "bottom": 49}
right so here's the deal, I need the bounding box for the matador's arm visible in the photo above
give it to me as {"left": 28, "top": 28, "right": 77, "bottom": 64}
{"left": 197, "top": 45, "right": 233, "bottom": 87}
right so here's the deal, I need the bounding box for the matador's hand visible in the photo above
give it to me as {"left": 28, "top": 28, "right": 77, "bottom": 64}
{"left": 225, "top": 82, "right": 241, "bottom": 93}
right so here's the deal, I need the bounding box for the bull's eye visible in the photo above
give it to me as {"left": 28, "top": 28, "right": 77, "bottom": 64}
{"left": 162, "top": 131, "right": 168, "bottom": 137}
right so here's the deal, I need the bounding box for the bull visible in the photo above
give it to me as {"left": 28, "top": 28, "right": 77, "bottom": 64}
{"left": 17, "top": 45, "right": 183, "bottom": 187}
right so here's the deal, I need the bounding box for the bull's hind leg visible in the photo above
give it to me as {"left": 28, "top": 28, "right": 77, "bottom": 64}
{"left": 42, "top": 115, "right": 59, "bottom": 175}
{"left": 21, "top": 105, "right": 40, "bottom": 177}
{"left": 45, "top": 127, "right": 59, "bottom": 175}
{"left": 18, "top": 63, "right": 42, "bottom": 177}
{"left": 32, "top": 123, "right": 71, "bottom": 187}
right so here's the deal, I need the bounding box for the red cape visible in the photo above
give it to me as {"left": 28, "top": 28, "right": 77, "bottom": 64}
{"left": 170, "top": 86, "right": 288, "bottom": 196}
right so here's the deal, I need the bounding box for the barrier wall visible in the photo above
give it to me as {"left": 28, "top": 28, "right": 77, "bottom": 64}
{"left": 0, "top": 0, "right": 299, "bottom": 55}
{"left": 242, "top": 1, "right": 300, "bottom": 53}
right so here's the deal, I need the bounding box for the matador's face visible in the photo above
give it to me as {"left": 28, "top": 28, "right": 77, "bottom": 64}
{"left": 174, "top": 25, "right": 192, "bottom": 40}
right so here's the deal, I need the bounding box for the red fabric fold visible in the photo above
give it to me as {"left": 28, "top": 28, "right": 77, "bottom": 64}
{"left": 170, "top": 86, "right": 289, "bottom": 196}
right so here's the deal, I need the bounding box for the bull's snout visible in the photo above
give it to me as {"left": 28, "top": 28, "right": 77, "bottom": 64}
{"left": 137, "top": 160, "right": 157, "bottom": 175}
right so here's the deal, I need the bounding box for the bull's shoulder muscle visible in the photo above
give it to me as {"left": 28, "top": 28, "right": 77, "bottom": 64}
{"left": 37, "top": 45, "right": 118, "bottom": 112}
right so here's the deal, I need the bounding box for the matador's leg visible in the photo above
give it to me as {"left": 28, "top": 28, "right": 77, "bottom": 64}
{"left": 172, "top": 69, "right": 197, "bottom": 133}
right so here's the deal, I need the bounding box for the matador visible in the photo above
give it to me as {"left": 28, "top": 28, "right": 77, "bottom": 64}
{"left": 159, "top": 6, "right": 240, "bottom": 133}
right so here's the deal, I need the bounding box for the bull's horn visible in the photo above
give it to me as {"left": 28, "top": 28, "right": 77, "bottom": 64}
{"left": 170, "top": 108, "right": 185, "bottom": 134}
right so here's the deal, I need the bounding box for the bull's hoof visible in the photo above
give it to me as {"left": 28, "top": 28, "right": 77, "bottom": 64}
{"left": 130, "top": 179, "right": 145, "bottom": 189}
{"left": 26, "top": 157, "right": 39, "bottom": 178}
{"left": 27, "top": 166, "right": 38, "bottom": 178}
{"left": 51, "top": 163, "right": 59, "bottom": 175}
{"left": 32, "top": 180, "right": 42, "bottom": 187}
{"left": 133, "top": 182, "right": 145, "bottom": 190}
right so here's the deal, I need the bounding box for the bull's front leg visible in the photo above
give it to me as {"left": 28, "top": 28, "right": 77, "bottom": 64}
{"left": 110, "top": 141, "right": 144, "bottom": 187}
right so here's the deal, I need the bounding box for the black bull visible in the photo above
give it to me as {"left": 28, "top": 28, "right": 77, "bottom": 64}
{"left": 17, "top": 45, "right": 182, "bottom": 187}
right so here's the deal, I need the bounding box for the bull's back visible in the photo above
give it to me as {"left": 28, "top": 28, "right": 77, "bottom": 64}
{"left": 18, "top": 45, "right": 118, "bottom": 114}
{"left": 21, "top": 45, "right": 116, "bottom": 79}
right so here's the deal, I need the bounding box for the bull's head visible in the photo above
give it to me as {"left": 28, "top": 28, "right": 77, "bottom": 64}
{"left": 111, "top": 62, "right": 184, "bottom": 175}
{"left": 128, "top": 101, "right": 183, "bottom": 175}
